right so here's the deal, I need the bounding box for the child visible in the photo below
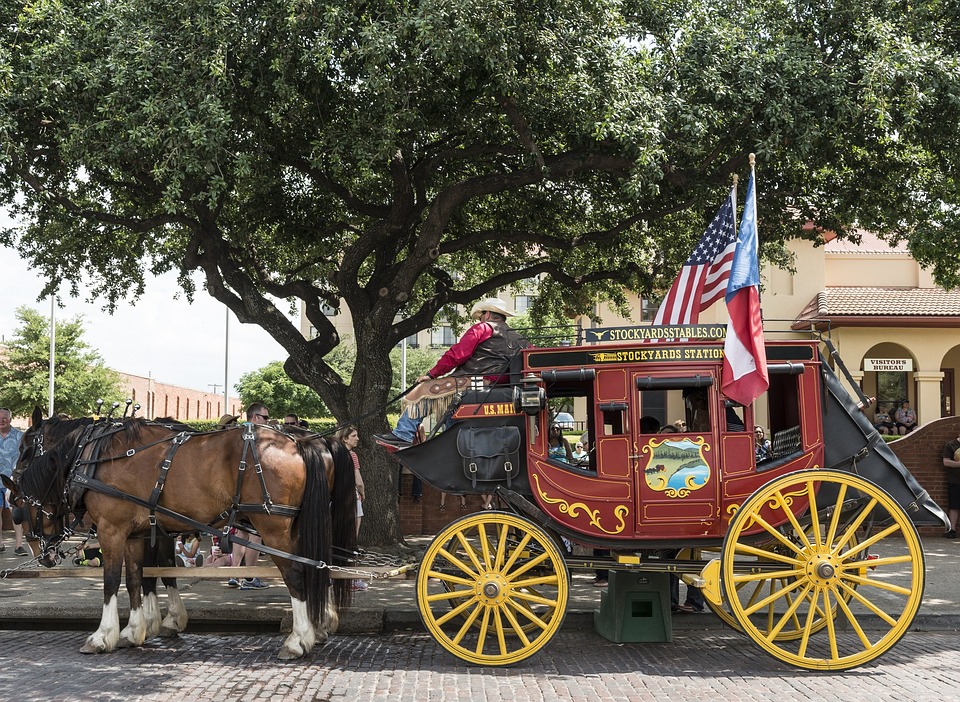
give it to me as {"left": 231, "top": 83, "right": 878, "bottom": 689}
{"left": 176, "top": 532, "right": 204, "bottom": 567}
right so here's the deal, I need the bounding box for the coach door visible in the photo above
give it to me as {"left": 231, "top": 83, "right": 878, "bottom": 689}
{"left": 630, "top": 371, "right": 722, "bottom": 537}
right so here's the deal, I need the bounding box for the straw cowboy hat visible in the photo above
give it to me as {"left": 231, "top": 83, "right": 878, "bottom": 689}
{"left": 470, "top": 298, "right": 514, "bottom": 320}
{"left": 218, "top": 414, "right": 239, "bottom": 427}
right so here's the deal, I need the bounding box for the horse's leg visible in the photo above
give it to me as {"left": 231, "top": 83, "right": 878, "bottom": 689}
{"left": 80, "top": 533, "right": 125, "bottom": 654}
{"left": 275, "top": 559, "right": 318, "bottom": 660}
{"left": 117, "top": 538, "right": 148, "bottom": 648}
{"left": 141, "top": 539, "right": 163, "bottom": 638}
{"left": 157, "top": 537, "right": 188, "bottom": 636}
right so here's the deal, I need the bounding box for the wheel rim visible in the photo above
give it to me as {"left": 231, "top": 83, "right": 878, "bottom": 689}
{"left": 721, "top": 470, "right": 924, "bottom": 671}
{"left": 417, "top": 511, "right": 569, "bottom": 666}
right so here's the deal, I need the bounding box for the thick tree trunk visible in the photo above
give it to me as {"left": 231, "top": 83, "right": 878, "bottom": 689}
{"left": 353, "top": 421, "right": 404, "bottom": 547}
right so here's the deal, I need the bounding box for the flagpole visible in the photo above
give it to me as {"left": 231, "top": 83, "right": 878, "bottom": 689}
{"left": 731, "top": 173, "right": 739, "bottom": 233}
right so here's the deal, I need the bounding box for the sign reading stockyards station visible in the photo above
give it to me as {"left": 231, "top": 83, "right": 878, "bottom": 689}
{"left": 584, "top": 324, "right": 727, "bottom": 343}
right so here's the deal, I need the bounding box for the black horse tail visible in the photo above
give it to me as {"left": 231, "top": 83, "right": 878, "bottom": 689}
{"left": 296, "top": 439, "right": 334, "bottom": 625}
{"left": 327, "top": 437, "right": 357, "bottom": 612}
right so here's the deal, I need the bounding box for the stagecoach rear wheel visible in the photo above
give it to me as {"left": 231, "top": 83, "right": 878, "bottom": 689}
{"left": 721, "top": 470, "right": 924, "bottom": 671}
{"left": 704, "top": 529, "right": 861, "bottom": 640}
{"left": 416, "top": 511, "right": 569, "bottom": 666}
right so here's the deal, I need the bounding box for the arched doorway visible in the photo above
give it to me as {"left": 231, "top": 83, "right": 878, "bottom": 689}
{"left": 941, "top": 345, "right": 960, "bottom": 418}
{"left": 860, "top": 343, "right": 917, "bottom": 424}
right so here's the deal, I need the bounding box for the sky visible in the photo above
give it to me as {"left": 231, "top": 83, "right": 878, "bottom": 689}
{"left": 1, "top": 213, "right": 290, "bottom": 393}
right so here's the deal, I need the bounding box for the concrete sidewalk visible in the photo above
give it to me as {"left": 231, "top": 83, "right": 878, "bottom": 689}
{"left": 2, "top": 534, "right": 960, "bottom": 635}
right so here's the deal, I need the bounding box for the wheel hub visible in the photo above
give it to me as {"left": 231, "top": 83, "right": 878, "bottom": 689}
{"left": 477, "top": 572, "right": 508, "bottom": 604}
{"left": 804, "top": 552, "right": 840, "bottom": 587}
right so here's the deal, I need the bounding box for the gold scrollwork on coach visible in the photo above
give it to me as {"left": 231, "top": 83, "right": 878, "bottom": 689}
{"left": 532, "top": 474, "right": 628, "bottom": 535}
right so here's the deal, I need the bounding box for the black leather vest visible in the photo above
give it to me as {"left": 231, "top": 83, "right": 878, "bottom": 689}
{"left": 458, "top": 322, "right": 528, "bottom": 378}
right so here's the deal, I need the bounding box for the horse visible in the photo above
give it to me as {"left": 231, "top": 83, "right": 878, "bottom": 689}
{"left": 3, "top": 410, "right": 356, "bottom": 659}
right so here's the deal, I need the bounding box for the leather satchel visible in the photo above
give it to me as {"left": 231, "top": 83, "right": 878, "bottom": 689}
{"left": 456, "top": 426, "right": 522, "bottom": 489}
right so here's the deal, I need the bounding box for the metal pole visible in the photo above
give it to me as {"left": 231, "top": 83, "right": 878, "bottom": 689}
{"left": 223, "top": 307, "right": 229, "bottom": 415}
{"left": 401, "top": 335, "right": 408, "bottom": 389}
{"left": 48, "top": 295, "right": 56, "bottom": 417}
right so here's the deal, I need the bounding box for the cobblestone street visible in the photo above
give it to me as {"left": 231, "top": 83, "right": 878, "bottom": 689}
{"left": 2, "top": 629, "right": 959, "bottom": 702}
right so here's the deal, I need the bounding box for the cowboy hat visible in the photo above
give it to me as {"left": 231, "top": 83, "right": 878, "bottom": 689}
{"left": 470, "top": 298, "right": 514, "bottom": 320}
{"left": 218, "top": 414, "right": 239, "bottom": 427}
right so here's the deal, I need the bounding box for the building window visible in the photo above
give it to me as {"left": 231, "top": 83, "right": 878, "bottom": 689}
{"left": 641, "top": 297, "right": 659, "bottom": 322}
{"left": 402, "top": 334, "right": 419, "bottom": 349}
{"left": 514, "top": 295, "right": 535, "bottom": 314}
{"left": 431, "top": 326, "right": 456, "bottom": 347}
{"left": 877, "top": 371, "right": 908, "bottom": 411}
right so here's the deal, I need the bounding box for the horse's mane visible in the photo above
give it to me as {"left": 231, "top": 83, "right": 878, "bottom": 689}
{"left": 18, "top": 417, "right": 94, "bottom": 499}
{"left": 44, "top": 416, "right": 95, "bottom": 446}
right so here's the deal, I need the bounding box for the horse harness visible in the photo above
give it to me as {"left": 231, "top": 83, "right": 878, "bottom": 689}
{"left": 64, "top": 422, "right": 302, "bottom": 555}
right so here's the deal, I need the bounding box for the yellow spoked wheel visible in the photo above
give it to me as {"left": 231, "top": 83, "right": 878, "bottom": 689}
{"left": 417, "top": 511, "right": 569, "bottom": 666}
{"left": 705, "top": 530, "right": 861, "bottom": 640}
{"left": 722, "top": 470, "right": 924, "bottom": 671}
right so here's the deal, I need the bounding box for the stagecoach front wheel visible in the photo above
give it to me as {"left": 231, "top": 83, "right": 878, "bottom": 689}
{"left": 416, "top": 511, "right": 569, "bottom": 666}
{"left": 721, "top": 470, "right": 924, "bottom": 671}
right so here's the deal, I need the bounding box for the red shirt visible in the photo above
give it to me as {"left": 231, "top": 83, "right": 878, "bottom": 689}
{"left": 429, "top": 322, "right": 502, "bottom": 381}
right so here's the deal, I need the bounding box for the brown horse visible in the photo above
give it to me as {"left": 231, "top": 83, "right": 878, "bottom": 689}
{"left": 4, "top": 411, "right": 356, "bottom": 659}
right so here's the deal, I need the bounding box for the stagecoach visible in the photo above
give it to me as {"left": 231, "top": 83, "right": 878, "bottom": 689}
{"left": 378, "top": 324, "right": 949, "bottom": 670}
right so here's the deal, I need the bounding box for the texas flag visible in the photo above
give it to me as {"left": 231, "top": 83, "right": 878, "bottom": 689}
{"left": 721, "top": 170, "right": 769, "bottom": 406}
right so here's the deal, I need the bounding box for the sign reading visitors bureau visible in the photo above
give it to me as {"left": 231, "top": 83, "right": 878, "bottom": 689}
{"left": 585, "top": 324, "right": 726, "bottom": 343}
{"left": 527, "top": 345, "right": 724, "bottom": 369}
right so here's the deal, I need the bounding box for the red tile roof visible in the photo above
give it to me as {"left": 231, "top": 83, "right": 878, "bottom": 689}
{"left": 793, "top": 287, "right": 960, "bottom": 328}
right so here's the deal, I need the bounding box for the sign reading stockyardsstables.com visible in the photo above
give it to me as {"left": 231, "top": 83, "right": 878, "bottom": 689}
{"left": 584, "top": 324, "right": 727, "bottom": 343}
{"left": 864, "top": 358, "right": 913, "bottom": 372}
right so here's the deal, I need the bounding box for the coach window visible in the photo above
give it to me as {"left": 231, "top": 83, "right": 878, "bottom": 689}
{"left": 753, "top": 364, "right": 804, "bottom": 462}
{"left": 635, "top": 376, "right": 715, "bottom": 433}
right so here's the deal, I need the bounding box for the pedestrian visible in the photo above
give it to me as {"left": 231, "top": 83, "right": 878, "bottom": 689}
{"left": 0, "top": 407, "right": 27, "bottom": 555}
{"left": 336, "top": 425, "right": 368, "bottom": 591}
{"left": 228, "top": 403, "right": 271, "bottom": 590}
{"left": 943, "top": 430, "right": 960, "bottom": 539}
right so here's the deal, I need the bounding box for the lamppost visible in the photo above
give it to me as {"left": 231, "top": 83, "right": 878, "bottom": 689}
{"left": 223, "top": 307, "right": 229, "bottom": 415}
{"left": 48, "top": 295, "right": 56, "bottom": 417}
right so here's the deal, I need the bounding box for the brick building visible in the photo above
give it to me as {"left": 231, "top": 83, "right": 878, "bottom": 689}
{"left": 116, "top": 372, "right": 241, "bottom": 422}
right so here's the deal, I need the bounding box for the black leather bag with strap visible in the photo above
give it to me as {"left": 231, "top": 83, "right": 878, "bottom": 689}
{"left": 456, "top": 426, "right": 522, "bottom": 489}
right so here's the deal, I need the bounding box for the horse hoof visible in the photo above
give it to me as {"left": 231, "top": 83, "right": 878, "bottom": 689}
{"left": 116, "top": 637, "right": 135, "bottom": 649}
{"left": 158, "top": 626, "right": 181, "bottom": 638}
{"left": 80, "top": 641, "right": 105, "bottom": 654}
{"left": 278, "top": 646, "right": 304, "bottom": 660}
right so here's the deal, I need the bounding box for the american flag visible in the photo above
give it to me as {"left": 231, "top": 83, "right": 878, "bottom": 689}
{"left": 653, "top": 188, "right": 738, "bottom": 325}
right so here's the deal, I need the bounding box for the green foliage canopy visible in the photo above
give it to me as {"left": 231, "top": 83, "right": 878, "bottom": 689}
{"left": 235, "top": 360, "right": 329, "bottom": 418}
{"left": 0, "top": 306, "right": 122, "bottom": 417}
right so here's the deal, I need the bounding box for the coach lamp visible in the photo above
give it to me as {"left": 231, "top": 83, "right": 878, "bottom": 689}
{"left": 513, "top": 378, "right": 546, "bottom": 416}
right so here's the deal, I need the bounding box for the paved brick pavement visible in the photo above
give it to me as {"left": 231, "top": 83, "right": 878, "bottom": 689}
{"left": 1, "top": 629, "right": 959, "bottom": 702}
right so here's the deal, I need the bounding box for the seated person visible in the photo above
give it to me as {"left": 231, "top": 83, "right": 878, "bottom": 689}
{"left": 639, "top": 415, "right": 661, "bottom": 434}
{"left": 176, "top": 532, "right": 204, "bottom": 567}
{"left": 894, "top": 400, "right": 918, "bottom": 435}
{"left": 874, "top": 404, "right": 897, "bottom": 435}
{"left": 548, "top": 424, "right": 574, "bottom": 462}
{"left": 202, "top": 536, "right": 234, "bottom": 567}
{"left": 754, "top": 426, "right": 772, "bottom": 462}
{"left": 376, "top": 298, "right": 528, "bottom": 447}
{"left": 73, "top": 543, "right": 103, "bottom": 567}
{"left": 572, "top": 441, "right": 588, "bottom": 461}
